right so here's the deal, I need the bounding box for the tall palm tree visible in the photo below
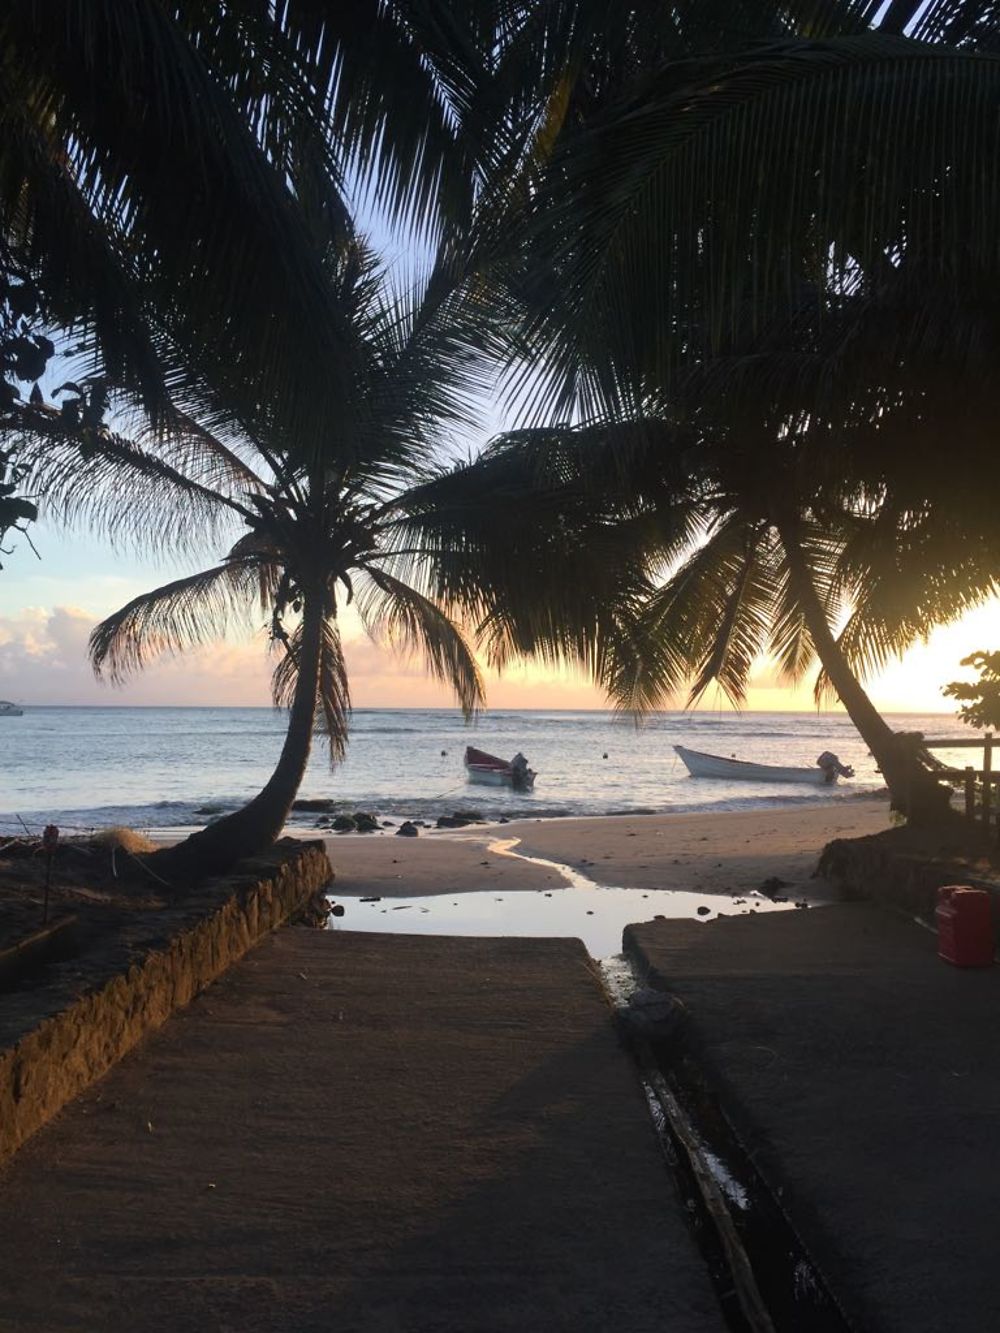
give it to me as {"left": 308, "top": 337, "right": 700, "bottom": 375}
{"left": 456, "top": 1, "right": 1000, "bottom": 826}
{"left": 405, "top": 405, "right": 1000, "bottom": 822}
{"left": 18, "top": 238, "right": 520, "bottom": 878}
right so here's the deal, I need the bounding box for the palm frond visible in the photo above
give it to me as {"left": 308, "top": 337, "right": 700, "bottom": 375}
{"left": 1, "top": 0, "right": 360, "bottom": 445}
{"left": 815, "top": 504, "right": 1000, "bottom": 695}
{"left": 356, "top": 567, "right": 484, "bottom": 719}
{"left": 13, "top": 410, "right": 253, "bottom": 558}
{"left": 272, "top": 614, "right": 351, "bottom": 763}
{"left": 518, "top": 33, "right": 1000, "bottom": 411}
{"left": 90, "top": 559, "right": 269, "bottom": 683}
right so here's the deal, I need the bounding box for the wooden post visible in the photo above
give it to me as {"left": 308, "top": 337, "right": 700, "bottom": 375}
{"left": 984, "top": 734, "right": 994, "bottom": 826}
{"left": 966, "top": 767, "right": 977, "bottom": 823}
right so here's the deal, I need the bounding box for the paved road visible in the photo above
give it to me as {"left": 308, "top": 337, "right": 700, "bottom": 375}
{"left": 627, "top": 903, "right": 1000, "bottom": 1333}
{"left": 0, "top": 929, "right": 725, "bottom": 1333}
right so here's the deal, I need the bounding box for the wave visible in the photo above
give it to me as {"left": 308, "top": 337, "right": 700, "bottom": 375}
{"left": 0, "top": 778, "right": 888, "bottom": 838}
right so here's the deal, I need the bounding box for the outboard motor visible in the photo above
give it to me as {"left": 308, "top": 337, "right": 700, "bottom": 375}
{"left": 816, "top": 751, "right": 855, "bottom": 782}
{"left": 510, "top": 751, "right": 536, "bottom": 792}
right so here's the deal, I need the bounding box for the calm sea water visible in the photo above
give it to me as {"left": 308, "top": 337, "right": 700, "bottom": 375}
{"left": 0, "top": 706, "right": 977, "bottom": 836}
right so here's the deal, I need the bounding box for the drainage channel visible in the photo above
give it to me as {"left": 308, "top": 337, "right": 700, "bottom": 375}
{"left": 602, "top": 955, "right": 853, "bottom": 1333}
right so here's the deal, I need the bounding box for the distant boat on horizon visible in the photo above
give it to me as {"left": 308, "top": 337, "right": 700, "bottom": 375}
{"left": 0, "top": 701, "right": 24, "bottom": 717}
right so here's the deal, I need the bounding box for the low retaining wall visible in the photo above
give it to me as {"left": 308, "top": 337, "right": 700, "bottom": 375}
{"left": 0, "top": 839, "right": 332, "bottom": 1164}
{"left": 818, "top": 830, "right": 1000, "bottom": 932}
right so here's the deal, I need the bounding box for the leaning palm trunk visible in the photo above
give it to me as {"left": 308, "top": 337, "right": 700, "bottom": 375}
{"left": 154, "top": 586, "right": 326, "bottom": 880}
{"left": 777, "top": 519, "right": 952, "bottom": 825}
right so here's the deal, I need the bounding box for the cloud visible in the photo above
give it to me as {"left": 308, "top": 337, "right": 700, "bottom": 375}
{"left": 0, "top": 605, "right": 273, "bottom": 705}
{"left": 0, "top": 603, "right": 877, "bottom": 713}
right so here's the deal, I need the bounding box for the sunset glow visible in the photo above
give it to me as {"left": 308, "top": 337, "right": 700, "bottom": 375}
{"left": 1, "top": 590, "right": 994, "bottom": 716}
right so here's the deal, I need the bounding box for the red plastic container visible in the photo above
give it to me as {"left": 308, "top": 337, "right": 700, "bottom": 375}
{"left": 936, "top": 886, "right": 995, "bottom": 968}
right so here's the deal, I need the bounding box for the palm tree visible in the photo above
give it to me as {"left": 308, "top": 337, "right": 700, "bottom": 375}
{"left": 404, "top": 406, "right": 1000, "bottom": 822}
{"left": 457, "top": 1, "right": 1000, "bottom": 824}
{"left": 18, "top": 238, "right": 525, "bottom": 878}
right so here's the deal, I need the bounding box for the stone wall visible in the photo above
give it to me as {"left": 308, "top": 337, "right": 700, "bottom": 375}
{"left": 0, "top": 840, "right": 332, "bottom": 1164}
{"left": 818, "top": 831, "right": 1000, "bottom": 932}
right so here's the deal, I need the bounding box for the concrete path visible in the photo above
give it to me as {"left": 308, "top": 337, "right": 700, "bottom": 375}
{"left": 627, "top": 904, "right": 1000, "bottom": 1333}
{"left": 0, "top": 930, "right": 724, "bottom": 1333}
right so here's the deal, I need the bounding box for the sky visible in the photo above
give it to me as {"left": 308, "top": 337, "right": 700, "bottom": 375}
{"left": 0, "top": 519, "right": 995, "bottom": 714}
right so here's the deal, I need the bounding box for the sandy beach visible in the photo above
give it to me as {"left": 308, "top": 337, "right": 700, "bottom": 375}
{"left": 320, "top": 798, "right": 893, "bottom": 900}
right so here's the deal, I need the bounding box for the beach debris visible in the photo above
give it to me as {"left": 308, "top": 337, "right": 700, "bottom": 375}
{"left": 602, "top": 752, "right": 608, "bottom": 759}
{"left": 498, "top": 816, "right": 509, "bottom": 824}
{"left": 586, "top": 910, "right": 594, "bottom": 915}
{"left": 437, "top": 809, "right": 486, "bottom": 828}
{"left": 396, "top": 821, "right": 419, "bottom": 837}
{"left": 381, "top": 820, "right": 394, "bottom": 828}
{"left": 292, "top": 798, "right": 335, "bottom": 812}
{"left": 298, "top": 972, "right": 308, "bottom": 980}
{"left": 41, "top": 823, "right": 59, "bottom": 923}
{"left": 696, "top": 906, "right": 710, "bottom": 916}
{"left": 360, "top": 896, "right": 381, "bottom": 903}
{"left": 332, "top": 815, "right": 357, "bottom": 832}
{"left": 757, "top": 876, "right": 791, "bottom": 899}
{"left": 90, "top": 826, "right": 157, "bottom": 855}
{"left": 207, "top": 1183, "right": 216, "bottom": 1190}
{"left": 480, "top": 860, "right": 490, "bottom": 866}
{"left": 623, "top": 987, "right": 686, "bottom": 1039}
{"left": 392, "top": 905, "right": 412, "bottom": 911}
{"left": 291, "top": 889, "right": 334, "bottom": 928}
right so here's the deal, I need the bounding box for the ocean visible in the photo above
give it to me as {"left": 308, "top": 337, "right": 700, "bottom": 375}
{"left": 0, "top": 706, "right": 975, "bottom": 837}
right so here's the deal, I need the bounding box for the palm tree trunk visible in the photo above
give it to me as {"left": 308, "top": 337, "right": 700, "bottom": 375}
{"left": 154, "top": 584, "right": 327, "bottom": 881}
{"left": 776, "top": 518, "right": 953, "bottom": 825}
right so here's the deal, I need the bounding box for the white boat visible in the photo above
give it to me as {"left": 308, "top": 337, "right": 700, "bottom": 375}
{"left": 674, "top": 745, "right": 853, "bottom": 785}
{"left": 0, "top": 701, "right": 23, "bottom": 717}
{"left": 464, "top": 746, "right": 536, "bottom": 791}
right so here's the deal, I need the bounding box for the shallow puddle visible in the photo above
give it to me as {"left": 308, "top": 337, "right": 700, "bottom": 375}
{"left": 326, "top": 835, "right": 802, "bottom": 957}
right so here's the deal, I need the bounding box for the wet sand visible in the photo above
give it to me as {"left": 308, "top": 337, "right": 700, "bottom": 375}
{"left": 321, "top": 799, "right": 893, "bottom": 899}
